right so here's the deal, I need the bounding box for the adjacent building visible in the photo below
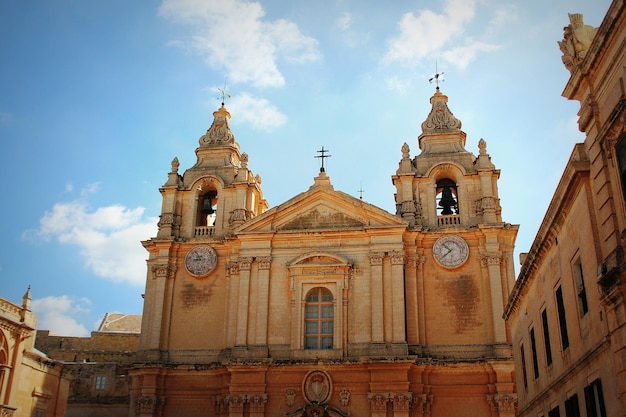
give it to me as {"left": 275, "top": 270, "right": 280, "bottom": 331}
{"left": 0, "top": 289, "right": 68, "bottom": 417}
{"left": 504, "top": 1, "right": 626, "bottom": 416}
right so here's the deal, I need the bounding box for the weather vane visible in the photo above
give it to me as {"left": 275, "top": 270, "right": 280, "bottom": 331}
{"left": 428, "top": 61, "right": 444, "bottom": 88}
{"left": 315, "top": 146, "right": 332, "bottom": 173}
{"left": 217, "top": 80, "right": 231, "bottom": 105}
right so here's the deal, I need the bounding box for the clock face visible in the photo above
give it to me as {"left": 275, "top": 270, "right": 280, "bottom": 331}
{"left": 432, "top": 235, "right": 469, "bottom": 268}
{"left": 185, "top": 245, "right": 218, "bottom": 277}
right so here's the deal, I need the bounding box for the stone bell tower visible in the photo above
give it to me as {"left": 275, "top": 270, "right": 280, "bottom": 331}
{"left": 393, "top": 87, "right": 518, "bottom": 360}
{"left": 138, "top": 103, "right": 268, "bottom": 359}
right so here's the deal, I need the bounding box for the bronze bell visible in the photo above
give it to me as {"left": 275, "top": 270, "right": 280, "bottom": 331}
{"left": 439, "top": 186, "right": 456, "bottom": 215}
{"left": 201, "top": 196, "right": 215, "bottom": 215}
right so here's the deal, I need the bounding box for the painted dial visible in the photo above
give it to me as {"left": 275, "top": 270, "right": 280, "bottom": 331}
{"left": 184, "top": 245, "right": 218, "bottom": 277}
{"left": 432, "top": 235, "right": 469, "bottom": 268}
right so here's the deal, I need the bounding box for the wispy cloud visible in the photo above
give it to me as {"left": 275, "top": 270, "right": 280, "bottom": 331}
{"left": 335, "top": 12, "right": 353, "bottom": 31}
{"left": 382, "top": 0, "right": 498, "bottom": 69}
{"left": 228, "top": 93, "right": 287, "bottom": 131}
{"left": 32, "top": 295, "right": 91, "bottom": 337}
{"left": 159, "top": 0, "right": 320, "bottom": 88}
{"left": 25, "top": 185, "right": 157, "bottom": 286}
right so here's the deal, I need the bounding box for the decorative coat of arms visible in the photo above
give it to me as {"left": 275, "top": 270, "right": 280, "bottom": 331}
{"left": 302, "top": 370, "right": 332, "bottom": 404}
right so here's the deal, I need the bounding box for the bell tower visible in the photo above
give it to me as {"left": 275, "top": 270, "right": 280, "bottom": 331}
{"left": 138, "top": 103, "right": 268, "bottom": 359}
{"left": 393, "top": 87, "right": 518, "bottom": 359}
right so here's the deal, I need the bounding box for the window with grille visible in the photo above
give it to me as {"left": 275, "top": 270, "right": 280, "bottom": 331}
{"left": 95, "top": 375, "right": 106, "bottom": 390}
{"left": 304, "top": 288, "right": 334, "bottom": 350}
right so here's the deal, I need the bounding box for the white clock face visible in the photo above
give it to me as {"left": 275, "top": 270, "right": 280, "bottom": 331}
{"left": 432, "top": 235, "right": 469, "bottom": 268}
{"left": 185, "top": 245, "right": 218, "bottom": 277}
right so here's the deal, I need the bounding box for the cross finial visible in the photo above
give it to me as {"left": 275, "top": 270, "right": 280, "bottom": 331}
{"left": 315, "top": 146, "right": 332, "bottom": 173}
{"left": 358, "top": 184, "right": 365, "bottom": 200}
{"left": 217, "top": 80, "right": 231, "bottom": 106}
{"left": 428, "top": 61, "right": 444, "bottom": 89}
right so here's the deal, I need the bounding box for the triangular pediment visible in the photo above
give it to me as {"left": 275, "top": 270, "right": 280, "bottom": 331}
{"left": 236, "top": 176, "right": 407, "bottom": 234}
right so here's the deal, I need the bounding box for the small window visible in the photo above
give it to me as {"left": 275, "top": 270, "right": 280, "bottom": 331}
{"left": 520, "top": 343, "right": 528, "bottom": 390}
{"left": 556, "top": 286, "right": 570, "bottom": 350}
{"left": 530, "top": 328, "right": 539, "bottom": 379}
{"left": 95, "top": 375, "right": 106, "bottom": 390}
{"left": 541, "top": 309, "right": 553, "bottom": 366}
{"left": 304, "top": 288, "right": 334, "bottom": 350}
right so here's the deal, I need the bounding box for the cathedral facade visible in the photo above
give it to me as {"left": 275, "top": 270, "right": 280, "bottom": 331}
{"left": 130, "top": 88, "right": 518, "bottom": 417}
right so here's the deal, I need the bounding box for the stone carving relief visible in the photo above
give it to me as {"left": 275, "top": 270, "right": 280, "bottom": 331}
{"left": 421, "top": 89, "right": 461, "bottom": 132}
{"left": 302, "top": 370, "right": 332, "bottom": 404}
{"left": 285, "top": 388, "right": 297, "bottom": 407}
{"left": 487, "top": 393, "right": 518, "bottom": 413}
{"left": 558, "top": 13, "right": 598, "bottom": 73}
{"left": 338, "top": 388, "right": 350, "bottom": 406}
{"left": 199, "top": 105, "right": 235, "bottom": 146}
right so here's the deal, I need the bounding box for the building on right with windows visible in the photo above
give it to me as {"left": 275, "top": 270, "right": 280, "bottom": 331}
{"left": 504, "top": 1, "right": 626, "bottom": 416}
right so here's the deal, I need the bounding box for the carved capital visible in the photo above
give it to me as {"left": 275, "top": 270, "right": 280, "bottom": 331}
{"left": 238, "top": 257, "right": 253, "bottom": 271}
{"left": 229, "top": 208, "right": 248, "bottom": 224}
{"left": 392, "top": 392, "right": 413, "bottom": 411}
{"left": 258, "top": 256, "right": 272, "bottom": 270}
{"left": 390, "top": 251, "right": 404, "bottom": 265}
{"left": 369, "top": 252, "right": 384, "bottom": 266}
{"left": 135, "top": 395, "right": 165, "bottom": 414}
{"left": 480, "top": 253, "right": 502, "bottom": 267}
{"left": 487, "top": 393, "right": 518, "bottom": 413}
{"left": 401, "top": 200, "right": 416, "bottom": 214}
{"left": 151, "top": 264, "right": 177, "bottom": 279}
{"left": 368, "top": 392, "right": 390, "bottom": 411}
{"left": 224, "top": 394, "right": 245, "bottom": 412}
{"left": 248, "top": 394, "right": 268, "bottom": 412}
{"left": 157, "top": 212, "right": 181, "bottom": 228}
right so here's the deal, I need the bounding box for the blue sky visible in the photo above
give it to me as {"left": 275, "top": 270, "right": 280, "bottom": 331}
{"left": 1, "top": 0, "right": 611, "bottom": 336}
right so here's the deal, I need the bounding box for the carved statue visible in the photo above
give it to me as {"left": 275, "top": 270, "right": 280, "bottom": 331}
{"left": 559, "top": 13, "right": 598, "bottom": 73}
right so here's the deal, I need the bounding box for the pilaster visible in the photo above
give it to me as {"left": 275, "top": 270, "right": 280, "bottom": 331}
{"left": 369, "top": 252, "right": 384, "bottom": 343}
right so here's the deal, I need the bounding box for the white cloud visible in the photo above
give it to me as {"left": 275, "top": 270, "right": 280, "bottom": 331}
{"left": 159, "top": 0, "right": 320, "bottom": 88}
{"left": 28, "top": 188, "right": 157, "bottom": 286}
{"left": 335, "top": 12, "right": 353, "bottom": 31}
{"left": 228, "top": 93, "right": 287, "bottom": 131}
{"left": 382, "top": 0, "right": 498, "bottom": 69}
{"left": 385, "top": 76, "right": 412, "bottom": 95}
{"left": 32, "top": 295, "right": 91, "bottom": 337}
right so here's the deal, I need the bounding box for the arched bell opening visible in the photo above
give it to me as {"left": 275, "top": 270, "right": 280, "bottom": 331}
{"left": 436, "top": 178, "right": 458, "bottom": 216}
{"left": 196, "top": 190, "right": 218, "bottom": 227}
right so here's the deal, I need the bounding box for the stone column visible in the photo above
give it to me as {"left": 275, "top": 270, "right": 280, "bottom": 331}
{"left": 141, "top": 264, "right": 175, "bottom": 357}
{"left": 481, "top": 253, "right": 507, "bottom": 345}
{"left": 390, "top": 252, "right": 406, "bottom": 343}
{"left": 254, "top": 257, "right": 271, "bottom": 346}
{"left": 226, "top": 262, "right": 240, "bottom": 347}
{"left": 369, "top": 253, "right": 385, "bottom": 343}
{"left": 235, "top": 258, "right": 253, "bottom": 346}
{"left": 405, "top": 256, "right": 419, "bottom": 345}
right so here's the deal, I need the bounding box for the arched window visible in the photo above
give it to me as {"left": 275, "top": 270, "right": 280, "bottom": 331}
{"left": 436, "top": 178, "right": 458, "bottom": 215}
{"left": 304, "top": 288, "right": 334, "bottom": 350}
